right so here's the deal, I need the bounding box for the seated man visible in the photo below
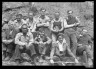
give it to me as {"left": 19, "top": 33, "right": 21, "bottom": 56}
{"left": 76, "top": 29, "right": 93, "bottom": 66}
{"left": 50, "top": 33, "right": 79, "bottom": 64}
{"left": 33, "top": 31, "right": 51, "bottom": 62}
{"left": 2, "top": 24, "right": 16, "bottom": 61}
{"left": 12, "top": 24, "right": 35, "bottom": 63}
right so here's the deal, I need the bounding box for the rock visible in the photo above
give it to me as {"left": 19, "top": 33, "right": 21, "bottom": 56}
{"left": 21, "top": 62, "right": 32, "bottom": 66}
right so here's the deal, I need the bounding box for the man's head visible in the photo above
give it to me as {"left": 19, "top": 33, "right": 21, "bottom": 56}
{"left": 40, "top": 8, "right": 46, "bottom": 19}
{"left": 67, "top": 10, "right": 73, "bottom": 15}
{"left": 54, "top": 12, "right": 60, "bottom": 20}
{"left": 21, "top": 24, "right": 28, "bottom": 34}
{"left": 57, "top": 33, "right": 64, "bottom": 42}
{"left": 16, "top": 14, "right": 22, "bottom": 21}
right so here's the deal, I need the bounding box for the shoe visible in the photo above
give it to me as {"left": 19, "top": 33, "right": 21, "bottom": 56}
{"left": 75, "top": 59, "right": 79, "bottom": 63}
{"left": 39, "top": 58, "right": 44, "bottom": 63}
{"left": 88, "top": 58, "right": 93, "bottom": 66}
{"left": 4, "top": 56, "right": 10, "bottom": 61}
{"left": 50, "top": 59, "right": 54, "bottom": 63}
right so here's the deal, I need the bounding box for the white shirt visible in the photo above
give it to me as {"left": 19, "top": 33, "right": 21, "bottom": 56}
{"left": 15, "top": 32, "right": 33, "bottom": 46}
{"left": 56, "top": 38, "right": 66, "bottom": 51}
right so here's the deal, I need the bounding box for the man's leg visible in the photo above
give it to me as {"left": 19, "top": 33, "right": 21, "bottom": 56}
{"left": 28, "top": 44, "right": 36, "bottom": 56}
{"left": 50, "top": 43, "right": 56, "bottom": 59}
{"left": 67, "top": 45, "right": 79, "bottom": 63}
{"left": 85, "top": 45, "right": 93, "bottom": 59}
{"left": 49, "top": 42, "right": 57, "bottom": 63}
{"left": 70, "top": 34, "right": 78, "bottom": 56}
{"left": 77, "top": 46, "right": 88, "bottom": 63}
{"left": 10, "top": 45, "right": 22, "bottom": 61}
{"left": 52, "top": 33, "right": 56, "bottom": 42}
{"left": 4, "top": 43, "right": 13, "bottom": 61}
{"left": 2, "top": 43, "right": 7, "bottom": 59}
{"left": 8, "top": 42, "right": 16, "bottom": 58}
{"left": 33, "top": 44, "right": 40, "bottom": 56}
{"left": 45, "top": 43, "right": 51, "bottom": 57}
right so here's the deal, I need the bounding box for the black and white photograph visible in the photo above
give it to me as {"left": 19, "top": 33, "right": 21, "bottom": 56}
{"left": 2, "top": 2, "right": 94, "bottom": 67}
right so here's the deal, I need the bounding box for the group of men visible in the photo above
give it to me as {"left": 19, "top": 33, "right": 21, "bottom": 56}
{"left": 2, "top": 7, "right": 93, "bottom": 66}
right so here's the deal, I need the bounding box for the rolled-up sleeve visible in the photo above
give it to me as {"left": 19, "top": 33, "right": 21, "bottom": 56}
{"left": 46, "top": 36, "right": 52, "bottom": 44}
{"left": 15, "top": 33, "right": 26, "bottom": 46}
{"left": 64, "top": 19, "right": 75, "bottom": 28}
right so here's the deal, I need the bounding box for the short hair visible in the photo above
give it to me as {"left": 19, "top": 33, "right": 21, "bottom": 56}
{"left": 57, "top": 33, "right": 64, "bottom": 39}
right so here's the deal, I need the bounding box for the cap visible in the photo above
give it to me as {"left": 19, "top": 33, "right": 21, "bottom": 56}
{"left": 82, "top": 29, "right": 87, "bottom": 32}
{"left": 40, "top": 8, "right": 46, "bottom": 12}
{"left": 67, "top": 10, "right": 73, "bottom": 14}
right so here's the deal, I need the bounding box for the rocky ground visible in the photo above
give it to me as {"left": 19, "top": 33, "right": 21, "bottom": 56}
{"left": 2, "top": 2, "right": 94, "bottom": 66}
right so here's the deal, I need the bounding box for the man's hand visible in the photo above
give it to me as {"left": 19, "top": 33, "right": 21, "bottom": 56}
{"left": 78, "top": 44, "right": 83, "bottom": 47}
{"left": 74, "top": 23, "right": 80, "bottom": 26}
{"left": 43, "top": 42, "right": 47, "bottom": 45}
{"left": 2, "top": 39, "right": 13, "bottom": 44}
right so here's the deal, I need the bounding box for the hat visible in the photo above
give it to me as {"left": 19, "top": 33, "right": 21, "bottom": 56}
{"left": 82, "top": 29, "right": 87, "bottom": 32}
{"left": 67, "top": 10, "right": 73, "bottom": 14}
{"left": 40, "top": 8, "right": 46, "bottom": 12}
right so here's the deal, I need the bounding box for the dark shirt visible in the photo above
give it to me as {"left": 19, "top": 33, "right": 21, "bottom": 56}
{"left": 66, "top": 15, "right": 78, "bottom": 25}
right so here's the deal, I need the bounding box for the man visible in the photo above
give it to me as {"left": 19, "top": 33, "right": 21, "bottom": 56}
{"left": 50, "top": 12, "right": 64, "bottom": 42}
{"left": 12, "top": 24, "right": 35, "bottom": 63}
{"left": 64, "top": 10, "right": 80, "bottom": 56}
{"left": 35, "top": 8, "right": 51, "bottom": 38}
{"left": 50, "top": 33, "right": 79, "bottom": 63}
{"left": 11, "top": 14, "right": 23, "bottom": 30}
{"left": 76, "top": 29, "right": 93, "bottom": 66}
{"left": 33, "top": 31, "right": 51, "bottom": 62}
{"left": 2, "top": 24, "right": 16, "bottom": 61}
